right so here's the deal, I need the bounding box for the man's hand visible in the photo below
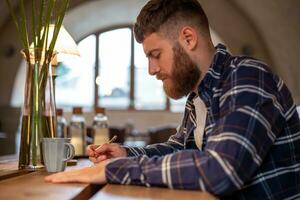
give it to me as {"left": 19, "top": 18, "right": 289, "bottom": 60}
{"left": 44, "top": 160, "right": 108, "bottom": 184}
{"left": 86, "top": 143, "right": 127, "bottom": 164}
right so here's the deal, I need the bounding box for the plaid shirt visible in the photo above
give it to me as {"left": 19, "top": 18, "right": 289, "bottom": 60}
{"left": 105, "top": 44, "right": 300, "bottom": 200}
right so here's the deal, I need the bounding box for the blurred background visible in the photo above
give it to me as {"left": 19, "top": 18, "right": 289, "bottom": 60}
{"left": 0, "top": 0, "right": 299, "bottom": 157}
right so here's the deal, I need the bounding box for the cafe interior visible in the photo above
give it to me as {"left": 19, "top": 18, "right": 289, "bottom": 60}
{"left": 0, "top": 0, "right": 299, "bottom": 199}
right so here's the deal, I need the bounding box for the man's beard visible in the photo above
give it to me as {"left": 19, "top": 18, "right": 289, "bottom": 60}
{"left": 162, "top": 42, "right": 201, "bottom": 99}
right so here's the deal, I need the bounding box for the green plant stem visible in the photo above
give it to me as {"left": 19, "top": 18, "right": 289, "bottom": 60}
{"left": 20, "top": 0, "right": 29, "bottom": 50}
{"left": 37, "top": 0, "right": 46, "bottom": 48}
{"left": 42, "top": 0, "right": 55, "bottom": 49}
{"left": 31, "top": 0, "right": 37, "bottom": 47}
{"left": 5, "top": 0, "right": 26, "bottom": 49}
{"left": 31, "top": 62, "right": 40, "bottom": 166}
{"left": 49, "top": 0, "right": 70, "bottom": 51}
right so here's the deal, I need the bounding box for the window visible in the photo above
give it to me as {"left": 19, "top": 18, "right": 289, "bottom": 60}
{"left": 55, "top": 35, "right": 96, "bottom": 108}
{"left": 98, "top": 28, "right": 131, "bottom": 109}
{"left": 96, "top": 27, "right": 169, "bottom": 110}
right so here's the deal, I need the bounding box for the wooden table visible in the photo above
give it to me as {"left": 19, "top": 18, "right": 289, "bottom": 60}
{"left": 93, "top": 184, "right": 217, "bottom": 200}
{"left": 0, "top": 158, "right": 217, "bottom": 200}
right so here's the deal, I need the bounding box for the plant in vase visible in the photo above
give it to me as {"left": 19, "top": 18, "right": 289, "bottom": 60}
{"left": 6, "top": 0, "right": 70, "bottom": 169}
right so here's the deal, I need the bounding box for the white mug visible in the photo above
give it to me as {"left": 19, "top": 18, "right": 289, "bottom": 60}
{"left": 42, "top": 138, "right": 75, "bottom": 172}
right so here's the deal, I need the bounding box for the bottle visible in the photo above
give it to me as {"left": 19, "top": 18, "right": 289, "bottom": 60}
{"left": 56, "top": 108, "right": 67, "bottom": 138}
{"left": 92, "top": 107, "right": 109, "bottom": 145}
{"left": 69, "top": 107, "right": 86, "bottom": 156}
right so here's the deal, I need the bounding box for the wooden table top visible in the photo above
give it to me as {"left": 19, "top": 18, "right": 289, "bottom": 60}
{"left": 92, "top": 184, "right": 217, "bottom": 200}
{"left": 0, "top": 158, "right": 217, "bottom": 200}
{"left": 0, "top": 170, "right": 91, "bottom": 199}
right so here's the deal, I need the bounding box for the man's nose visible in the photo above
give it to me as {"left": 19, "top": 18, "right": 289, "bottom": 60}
{"left": 148, "top": 61, "right": 160, "bottom": 76}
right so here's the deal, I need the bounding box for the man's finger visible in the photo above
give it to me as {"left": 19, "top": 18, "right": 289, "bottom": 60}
{"left": 86, "top": 144, "right": 101, "bottom": 155}
{"left": 45, "top": 174, "right": 76, "bottom": 183}
{"left": 89, "top": 156, "right": 98, "bottom": 163}
{"left": 90, "top": 144, "right": 100, "bottom": 150}
{"left": 94, "top": 143, "right": 110, "bottom": 154}
{"left": 95, "top": 155, "right": 107, "bottom": 163}
{"left": 87, "top": 144, "right": 99, "bottom": 152}
{"left": 45, "top": 173, "right": 65, "bottom": 182}
{"left": 86, "top": 149, "right": 95, "bottom": 157}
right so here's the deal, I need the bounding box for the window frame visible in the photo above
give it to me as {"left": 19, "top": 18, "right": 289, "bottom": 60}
{"left": 77, "top": 25, "right": 173, "bottom": 111}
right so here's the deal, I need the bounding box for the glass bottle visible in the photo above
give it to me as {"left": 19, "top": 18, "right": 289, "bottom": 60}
{"left": 56, "top": 108, "right": 67, "bottom": 138}
{"left": 69, "top": 107, "right": 86, "bottom": 156}
{"left": 92, "top": 107, "right": 109, "bottom": 145}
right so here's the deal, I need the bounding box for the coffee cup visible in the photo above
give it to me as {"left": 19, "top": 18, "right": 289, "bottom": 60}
{"left": 42, "top": 138, "right": 75, "bottom": 172}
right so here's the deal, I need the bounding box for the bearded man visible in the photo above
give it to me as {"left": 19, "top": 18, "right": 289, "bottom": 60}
{"left": 45, "top": 0, "right": 300, "bottom": 199}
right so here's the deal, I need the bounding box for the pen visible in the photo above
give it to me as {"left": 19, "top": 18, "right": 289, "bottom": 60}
{"left": 107, "top": 135, "right": 117, "bottom": 144}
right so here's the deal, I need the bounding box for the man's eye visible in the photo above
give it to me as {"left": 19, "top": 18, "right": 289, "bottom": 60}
{"left": 153, "top": 53, "right": 160, "bottom": 59}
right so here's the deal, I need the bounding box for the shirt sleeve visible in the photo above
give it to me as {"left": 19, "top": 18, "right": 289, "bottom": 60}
{"left": 123, "top": 125, "right": 185, "bottom": 157}
{"left": 106, "top": 61, "right": 289, "bottom": 196}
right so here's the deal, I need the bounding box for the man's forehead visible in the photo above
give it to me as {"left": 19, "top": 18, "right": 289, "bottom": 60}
{"left": 142, "top": 33, "right": 167, "bottom": 54}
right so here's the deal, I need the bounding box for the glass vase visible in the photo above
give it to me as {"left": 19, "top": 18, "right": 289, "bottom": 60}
{"left": 19, "top": 48, "right": 57, "bottom": 170}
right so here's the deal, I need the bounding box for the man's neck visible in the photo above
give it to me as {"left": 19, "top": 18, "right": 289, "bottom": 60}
{"left": 192, "top": 43, "right": 216, "bottom": 93}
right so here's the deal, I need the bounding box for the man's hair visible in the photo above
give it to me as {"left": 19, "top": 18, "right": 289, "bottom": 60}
{"left": 134, "top": 0, "right": 210, "bottom": 43}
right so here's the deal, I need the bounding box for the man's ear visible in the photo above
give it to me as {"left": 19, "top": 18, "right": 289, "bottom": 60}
{"left": 179, "top": 26, "right": 198, "bottom": 50}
